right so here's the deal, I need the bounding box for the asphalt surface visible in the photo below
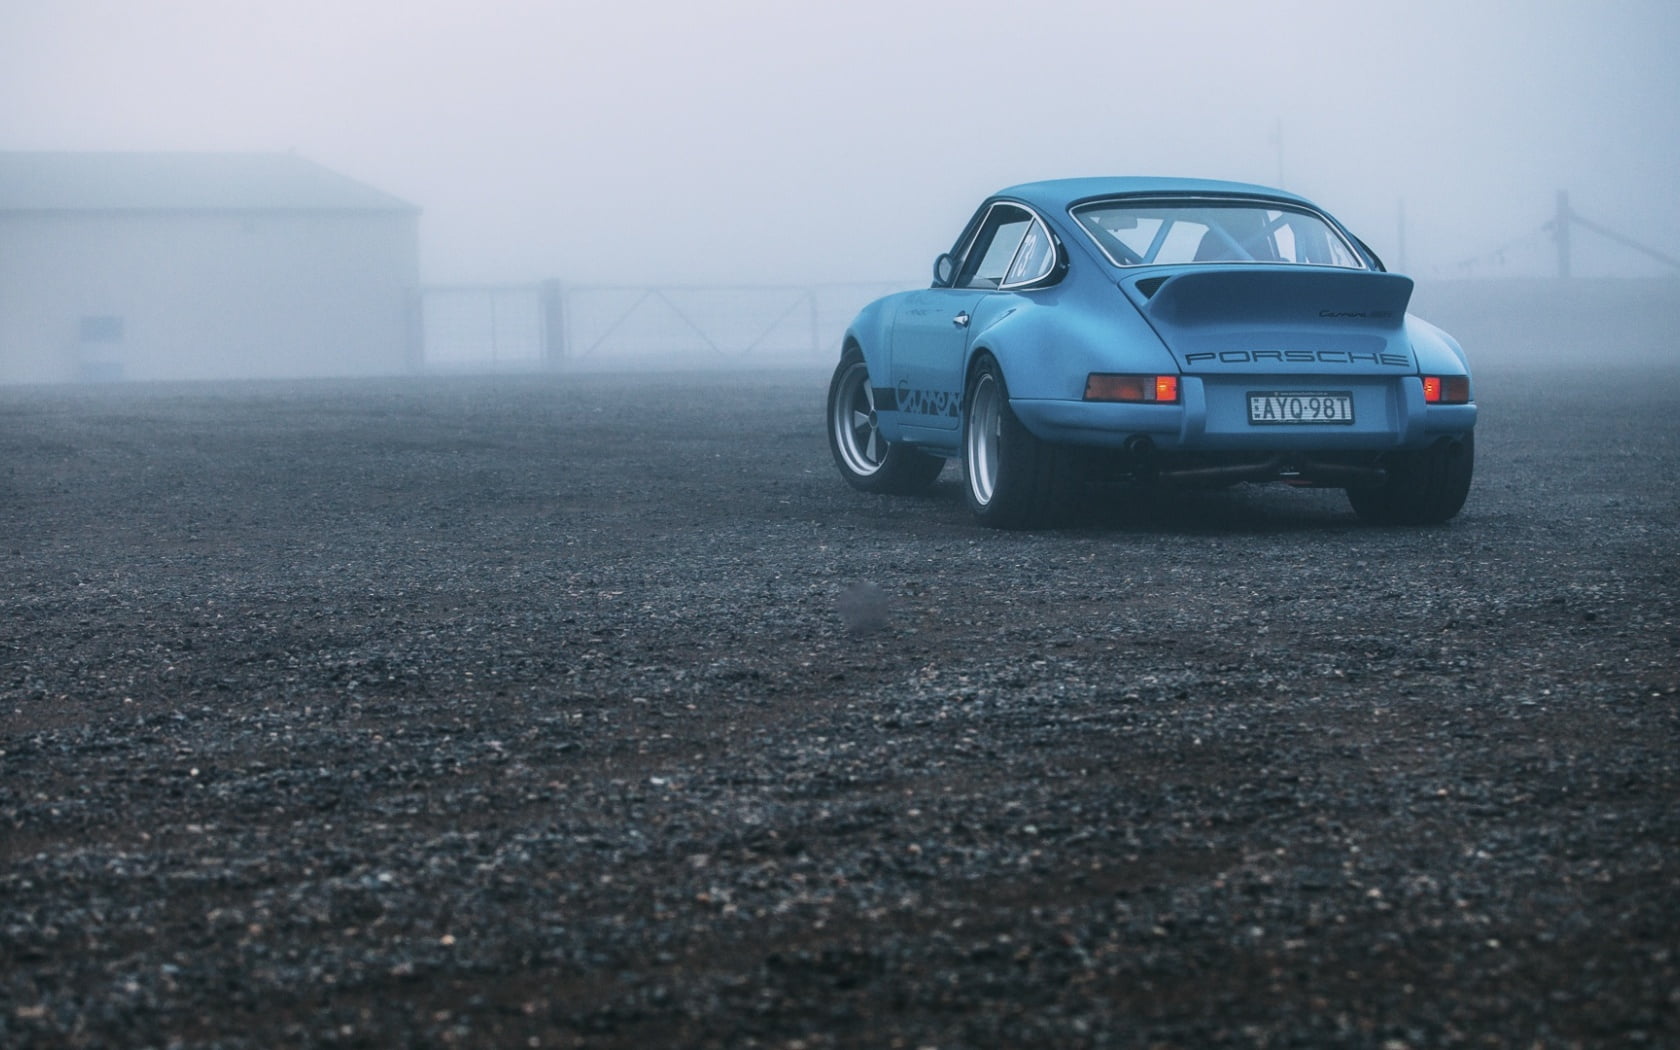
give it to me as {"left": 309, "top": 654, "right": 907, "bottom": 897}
{"left": 3, "top": 362, "right": 1678, "bottom": 1049}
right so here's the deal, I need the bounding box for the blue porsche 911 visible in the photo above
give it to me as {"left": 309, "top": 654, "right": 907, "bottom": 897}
{"left": 826, "top": 177, "right": 1476, "bottom": 528}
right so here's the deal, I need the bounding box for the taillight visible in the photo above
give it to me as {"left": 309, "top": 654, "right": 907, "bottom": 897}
{"left": 1423, "top": 375, "right": 1471, "bottom": 404}
{"left": 1085, "top": 374, "right": 1180, "bottom": 403}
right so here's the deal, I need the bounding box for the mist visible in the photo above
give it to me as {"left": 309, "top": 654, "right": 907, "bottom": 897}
{"left": 4, "top": 0, "right": 1678, "bottom": 287}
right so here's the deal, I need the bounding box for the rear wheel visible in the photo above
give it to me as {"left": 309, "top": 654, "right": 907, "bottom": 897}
{"left": 827, "top": 349, "right": 945, "bottom": 494}
{"left": 1347, "top": 432, "right": 1474, "bottom": 525}
{"left": 961, "top": 355, "right": 1078, "bottom": 528}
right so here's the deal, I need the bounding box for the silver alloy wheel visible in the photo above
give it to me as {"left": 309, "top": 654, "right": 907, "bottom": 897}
{"left": 831, "top": 360, "right": 885, "bottom": 477}
{"left": 965, "top": 370, "right": 1001, "bottom": 506}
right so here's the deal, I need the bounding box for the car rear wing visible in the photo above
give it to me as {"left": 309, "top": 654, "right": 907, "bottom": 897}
{"left": 1138, "top": 268, "right": 1415, "bottom": 331}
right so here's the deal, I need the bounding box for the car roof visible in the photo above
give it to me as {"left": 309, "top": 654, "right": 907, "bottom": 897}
{"left": 995, "top": 177, "right": 1316, "bottom": 213}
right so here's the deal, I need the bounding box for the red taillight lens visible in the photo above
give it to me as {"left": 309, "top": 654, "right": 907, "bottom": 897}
{"left": 1085, "top": 374, "right": 1180, "bottom": 403}
{"left": 1423, "top": 375, "right": 1471, "bottom": 404}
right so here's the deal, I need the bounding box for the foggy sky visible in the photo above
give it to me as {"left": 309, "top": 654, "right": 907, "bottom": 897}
{"left": 4, "top": 0, "right": 1677, "bottom": 285}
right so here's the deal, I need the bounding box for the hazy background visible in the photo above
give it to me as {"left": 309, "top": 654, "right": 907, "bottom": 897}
{"left": 4, "top": 0, "right": 1677, "bottom": 286}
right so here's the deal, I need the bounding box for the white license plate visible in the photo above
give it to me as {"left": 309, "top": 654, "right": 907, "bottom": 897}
{"left": 1248, "top": 391, "right": 1355, "bottom": 425}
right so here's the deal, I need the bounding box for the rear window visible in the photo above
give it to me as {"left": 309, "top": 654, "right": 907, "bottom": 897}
{"left": 1072, "top": 199, "right": 1367, "bottom": 269}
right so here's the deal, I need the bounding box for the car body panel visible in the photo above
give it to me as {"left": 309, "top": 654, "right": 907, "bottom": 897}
{"left": 886, "top": 288, "right": 985, "bottom": 431}
{"left": 1135, "top": 267, "right": 1417, "bottom": 373}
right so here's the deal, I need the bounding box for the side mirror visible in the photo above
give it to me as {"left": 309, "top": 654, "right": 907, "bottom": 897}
{"left": 933, "top": 252, "right": 956, "bottom": 287}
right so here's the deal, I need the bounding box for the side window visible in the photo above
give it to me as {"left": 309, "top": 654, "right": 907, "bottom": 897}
{"left": 1003, "top": 220, "right": 1055, "bottom": 286}
{"left": 956, "top": 204, "right": 1058, "bottom": 289}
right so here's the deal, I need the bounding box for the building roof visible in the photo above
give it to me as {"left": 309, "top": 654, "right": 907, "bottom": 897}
{"left": 0, "top": 151, "right": 418, "bottom": 214}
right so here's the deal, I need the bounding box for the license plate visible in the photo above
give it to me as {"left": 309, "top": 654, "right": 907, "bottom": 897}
{"left": 1248, "top": 391, "right": 1355, "bottom": 425}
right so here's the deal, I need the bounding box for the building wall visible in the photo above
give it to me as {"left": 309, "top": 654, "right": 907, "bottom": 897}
{"left": 0, "top": 209, "right": 419, "bottom": 383}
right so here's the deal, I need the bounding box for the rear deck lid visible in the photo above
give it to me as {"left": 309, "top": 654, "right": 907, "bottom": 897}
{"left": 1132, "top": 268, "right": 1417, "bottom": 374}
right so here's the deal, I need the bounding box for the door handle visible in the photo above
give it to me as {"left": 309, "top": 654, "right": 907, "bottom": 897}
{"left": 952, "top": 312, "right": 971, "bottom": 328}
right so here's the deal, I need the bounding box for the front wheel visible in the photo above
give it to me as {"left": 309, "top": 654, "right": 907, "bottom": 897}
{"left": 1347, "top": 432, "right": 1474, "bottom": 525}
{"left": 827, "top": 349, "right": 945, "bottom": 494}
{"left": 961, "top": 355, "right": 1078, "bottom": 528}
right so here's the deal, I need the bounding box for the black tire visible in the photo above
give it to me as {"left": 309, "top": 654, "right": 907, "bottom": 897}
{"left": 960, "top": 355, "right": 1079, "bottom": 528}
{"left": 827, "top": 349, "right": 946, "bottom": 495}
{"left": 1347, "top": 432, "right": 1475, "bottom": 525}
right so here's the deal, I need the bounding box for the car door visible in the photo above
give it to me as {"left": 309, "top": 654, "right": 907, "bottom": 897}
{"left": 890, "top": 203, "right": 1039, "bottom": 435}
{"left": 887, "top": 288, "right": 983, "bottom": 431}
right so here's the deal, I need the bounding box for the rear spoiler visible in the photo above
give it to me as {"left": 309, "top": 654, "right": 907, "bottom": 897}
{"left": 1139, "top": 268, "right": 1415, "bottom": 330}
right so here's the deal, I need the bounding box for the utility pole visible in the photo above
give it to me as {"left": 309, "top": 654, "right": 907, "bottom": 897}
{"left": 1396, "top": 198, "right": 1407, "bottom": 274}
{"left": 1554, "top": 190, "right": 1572, "bottom": 279}
{"left": 1271, "top": 118, "right": 1284, "bottom": 186}
{"left": 1555, "top": 193, "right": 1680, "bottom": 274}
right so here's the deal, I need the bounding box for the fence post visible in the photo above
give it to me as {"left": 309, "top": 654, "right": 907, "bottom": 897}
{"left": 808, "top": 288, "right": 821, "bottom": 358}
{"left": 542, "top": 279, "right": 567, "bottom": 368}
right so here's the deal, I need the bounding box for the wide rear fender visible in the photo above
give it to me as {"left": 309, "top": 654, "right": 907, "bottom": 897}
{"left": 1406, "top": 314, "right": 1472, "bottom": 377}
{"left": 971, "top": 288, "right": 1177, "bottom": 402}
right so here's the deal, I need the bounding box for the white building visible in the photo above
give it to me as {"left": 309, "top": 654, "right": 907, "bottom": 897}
{"left": 0, "top": 152, "right": 420, "bottom": 383}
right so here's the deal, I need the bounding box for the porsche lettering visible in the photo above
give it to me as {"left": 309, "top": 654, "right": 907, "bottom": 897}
{"left": 1183, "top": 350, "right": 1410, "bottom": 367}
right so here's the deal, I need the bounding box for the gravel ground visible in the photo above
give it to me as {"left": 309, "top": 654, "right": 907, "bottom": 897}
{"left": 3, "top": 362, "right": 1678, "bottom": 1049}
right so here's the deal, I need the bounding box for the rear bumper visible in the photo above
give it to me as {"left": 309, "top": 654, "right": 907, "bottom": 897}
{"left": 1011, "top": 375, "right": 1476, "bottom": 452}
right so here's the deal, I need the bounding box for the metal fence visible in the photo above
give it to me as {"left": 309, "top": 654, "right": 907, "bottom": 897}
{"left": 419, "top": 282, "right": 558, "bottom": 370}
{"left": 418, "top": 281, "right": 903, "bottom": 371}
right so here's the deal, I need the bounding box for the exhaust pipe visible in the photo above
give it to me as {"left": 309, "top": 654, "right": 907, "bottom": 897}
{"left": 1157, "top": 457, "right": 1285, "bottom": 484}
{"left": 1153, "top": 456, "right": 1388, "bottom": 487}
{"left": 1289, "top": 458, "right": 1388, "bottom": 486}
